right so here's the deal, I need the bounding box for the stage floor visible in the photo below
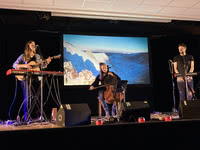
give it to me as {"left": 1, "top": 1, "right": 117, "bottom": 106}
{"left": 0, "top": 120, "right": 61, "bottom": 131}
{"left": 0, "top": 111, "right": 179, "bottom": 131}
{"left": 0, "top": 112, "right": 200, "bottom": 147}
{"left": 0, "top": 111, "right": 181, "bottom": 131}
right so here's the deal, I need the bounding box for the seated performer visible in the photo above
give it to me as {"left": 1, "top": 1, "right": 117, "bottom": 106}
{"left": 12, "top": 40, "right": 51, "bottom": 121}
{"left": 89, "top": 62, "right": 122, "bottom": 121}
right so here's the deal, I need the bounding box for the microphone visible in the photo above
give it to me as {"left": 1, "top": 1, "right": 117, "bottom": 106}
{"left": 35, "top": 45, "right": 44, "bottom": 59}
{"left": 168, "top": 60, "right": 174, "bottom": 64}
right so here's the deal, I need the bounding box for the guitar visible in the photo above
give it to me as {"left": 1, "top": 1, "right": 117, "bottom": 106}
{"left": 28, "top": 54, "right": 61, "bottom": 69}
{"left": 16, "top": 54, "right": 61, "bottom": 81}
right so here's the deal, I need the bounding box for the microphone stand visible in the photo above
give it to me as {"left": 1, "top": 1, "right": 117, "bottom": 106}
{"left": 168, "top": 60, "right": 177, "bottom": 112}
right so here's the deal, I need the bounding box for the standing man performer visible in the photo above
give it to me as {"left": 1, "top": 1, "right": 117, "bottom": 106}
{"left": 89, "top": 62, "right": 121, "bottom": 121}
{"left": 12, "top": 40, "right": 51, "bottom": 121}
{"left": 173, "top": 43, "right": 195, "bottom": 101}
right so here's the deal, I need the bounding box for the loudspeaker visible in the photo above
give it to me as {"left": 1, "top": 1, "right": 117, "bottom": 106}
{"left": 179, "top": 100, "right": 200, "bottom": 119}
{"left": 56, "top": 103, "right": 91, "bottom": 127}
{"left": 120, "top": 101, "right": 150, "bottom": 122}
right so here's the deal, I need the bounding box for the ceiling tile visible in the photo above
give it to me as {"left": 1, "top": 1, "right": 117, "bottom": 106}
{"left": 85, "top": 0, "right": 113, "bottom": 2}
{"left": 54, "top": 0, "right": 83, "bottom": 9}
{"left": 135, "top": 5, "right": 164, "bottom": 13}
{"left": 142, "top": 0, "right": 173, "bottom": 6}
{"left": 168, "top": 0, "right": 200, "bottom": 7}
{"left": 0, "top": 0, "right": 22, "bottom": 3}
{"left": 159, "top": 7, "right": 188, "bottom": 15}
{"left": 23, "top": 0, "right": 54, "bottom": 6}
{"left": 192, "top": 1, "right": 200, "bottom": 8}
{"left": 111, "top": 0, "right": 143, "bottom": 12}
{"left": 183, "top": 8, "right": 200, "bottom": 16}
{"left": 83, "top": 1, "right": 111, "bottom": 10}
{"left": 2, "top": 0, "right": 200, "bottom": 22}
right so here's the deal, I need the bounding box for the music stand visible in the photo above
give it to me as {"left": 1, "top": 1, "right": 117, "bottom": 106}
{"left": 118, "top": 80, "right": 128, "bottom": 102}
{"left": 115, "top": 80, "right": 128, "bottom": 121}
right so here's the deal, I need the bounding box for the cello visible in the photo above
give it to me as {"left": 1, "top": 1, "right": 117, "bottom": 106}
{"left": 103, "top": 72, "right": 124, "bottom": 104}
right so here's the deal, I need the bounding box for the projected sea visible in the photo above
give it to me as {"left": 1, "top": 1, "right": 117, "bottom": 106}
{"left": 63, "top": 42, "right": 150, "bottom": 85}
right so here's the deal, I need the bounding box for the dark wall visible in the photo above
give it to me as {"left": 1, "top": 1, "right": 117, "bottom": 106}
{"left": 151, "top": 36, "right": 200, "bottom": 111}
{"left": 1, "top": 9, "right": 200, "bottom": 120}
{"left": 0, "top": 27, "right": 62, "bottom": 120}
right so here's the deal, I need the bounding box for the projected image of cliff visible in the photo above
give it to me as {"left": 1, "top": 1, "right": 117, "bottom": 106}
{"left": 63, "top": 34, "right": 150, "bottom": 86}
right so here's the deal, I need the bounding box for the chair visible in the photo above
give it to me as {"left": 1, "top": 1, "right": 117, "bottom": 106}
{"left": 98, "top": 80, "right": 128, "bottom": 119}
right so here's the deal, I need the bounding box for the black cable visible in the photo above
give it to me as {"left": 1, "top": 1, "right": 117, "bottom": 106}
{"left": 56, "top": 77, "right": 61, "bottom": 105}
{"left": 53, "top": 76, "right": 61, "bottom": 106}
{"left": 44, "top": 76, "right": 59, "bottom": 106}
{"left": 8, "top": 77, "right": 18, "bottom": 120}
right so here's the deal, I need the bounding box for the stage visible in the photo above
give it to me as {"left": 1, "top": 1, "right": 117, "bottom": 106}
{"left": 0, "top": 113, "right": 200, "bottom": 147}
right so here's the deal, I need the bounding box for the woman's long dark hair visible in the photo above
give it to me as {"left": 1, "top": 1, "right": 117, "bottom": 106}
{"left": 99, "top": 62, "right": 109, "bottom": 80}
{"left": 24, "top": 40, "right": 35, "bottom": 61}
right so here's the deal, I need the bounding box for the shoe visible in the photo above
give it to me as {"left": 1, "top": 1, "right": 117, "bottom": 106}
{"left": 103, "top": 116, "right": 110, "bottom": 122}
{"left": 109, "top": 116, "right": 115, "bottom": 122}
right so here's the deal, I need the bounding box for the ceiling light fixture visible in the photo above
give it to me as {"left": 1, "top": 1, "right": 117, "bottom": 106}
{"left": 51, "top": 11, "right": 171, "bottom": 23}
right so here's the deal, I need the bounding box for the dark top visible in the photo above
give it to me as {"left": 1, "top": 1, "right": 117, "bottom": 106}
{"left": 173, "top": 54, "right": 194, "bottom": 75}
{"left": 92, "top": 71, "right": 121, "bottom": 87}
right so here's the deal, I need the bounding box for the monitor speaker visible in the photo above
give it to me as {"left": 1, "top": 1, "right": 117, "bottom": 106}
{"left": 179, "top": 100, "right": 200, "bottom": 119}
{"left": 56, "top": 103, "right": 91, "bottom": 127}
{"left": 120, "top": 101, "right": 150, "bottom": 122}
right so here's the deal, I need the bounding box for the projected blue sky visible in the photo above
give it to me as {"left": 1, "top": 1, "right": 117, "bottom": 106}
{"left": 63, "top": 35, "right": 148, "bottom": 53}
{"left": 63, "top": 34, "right": 150, "bottom": 86}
